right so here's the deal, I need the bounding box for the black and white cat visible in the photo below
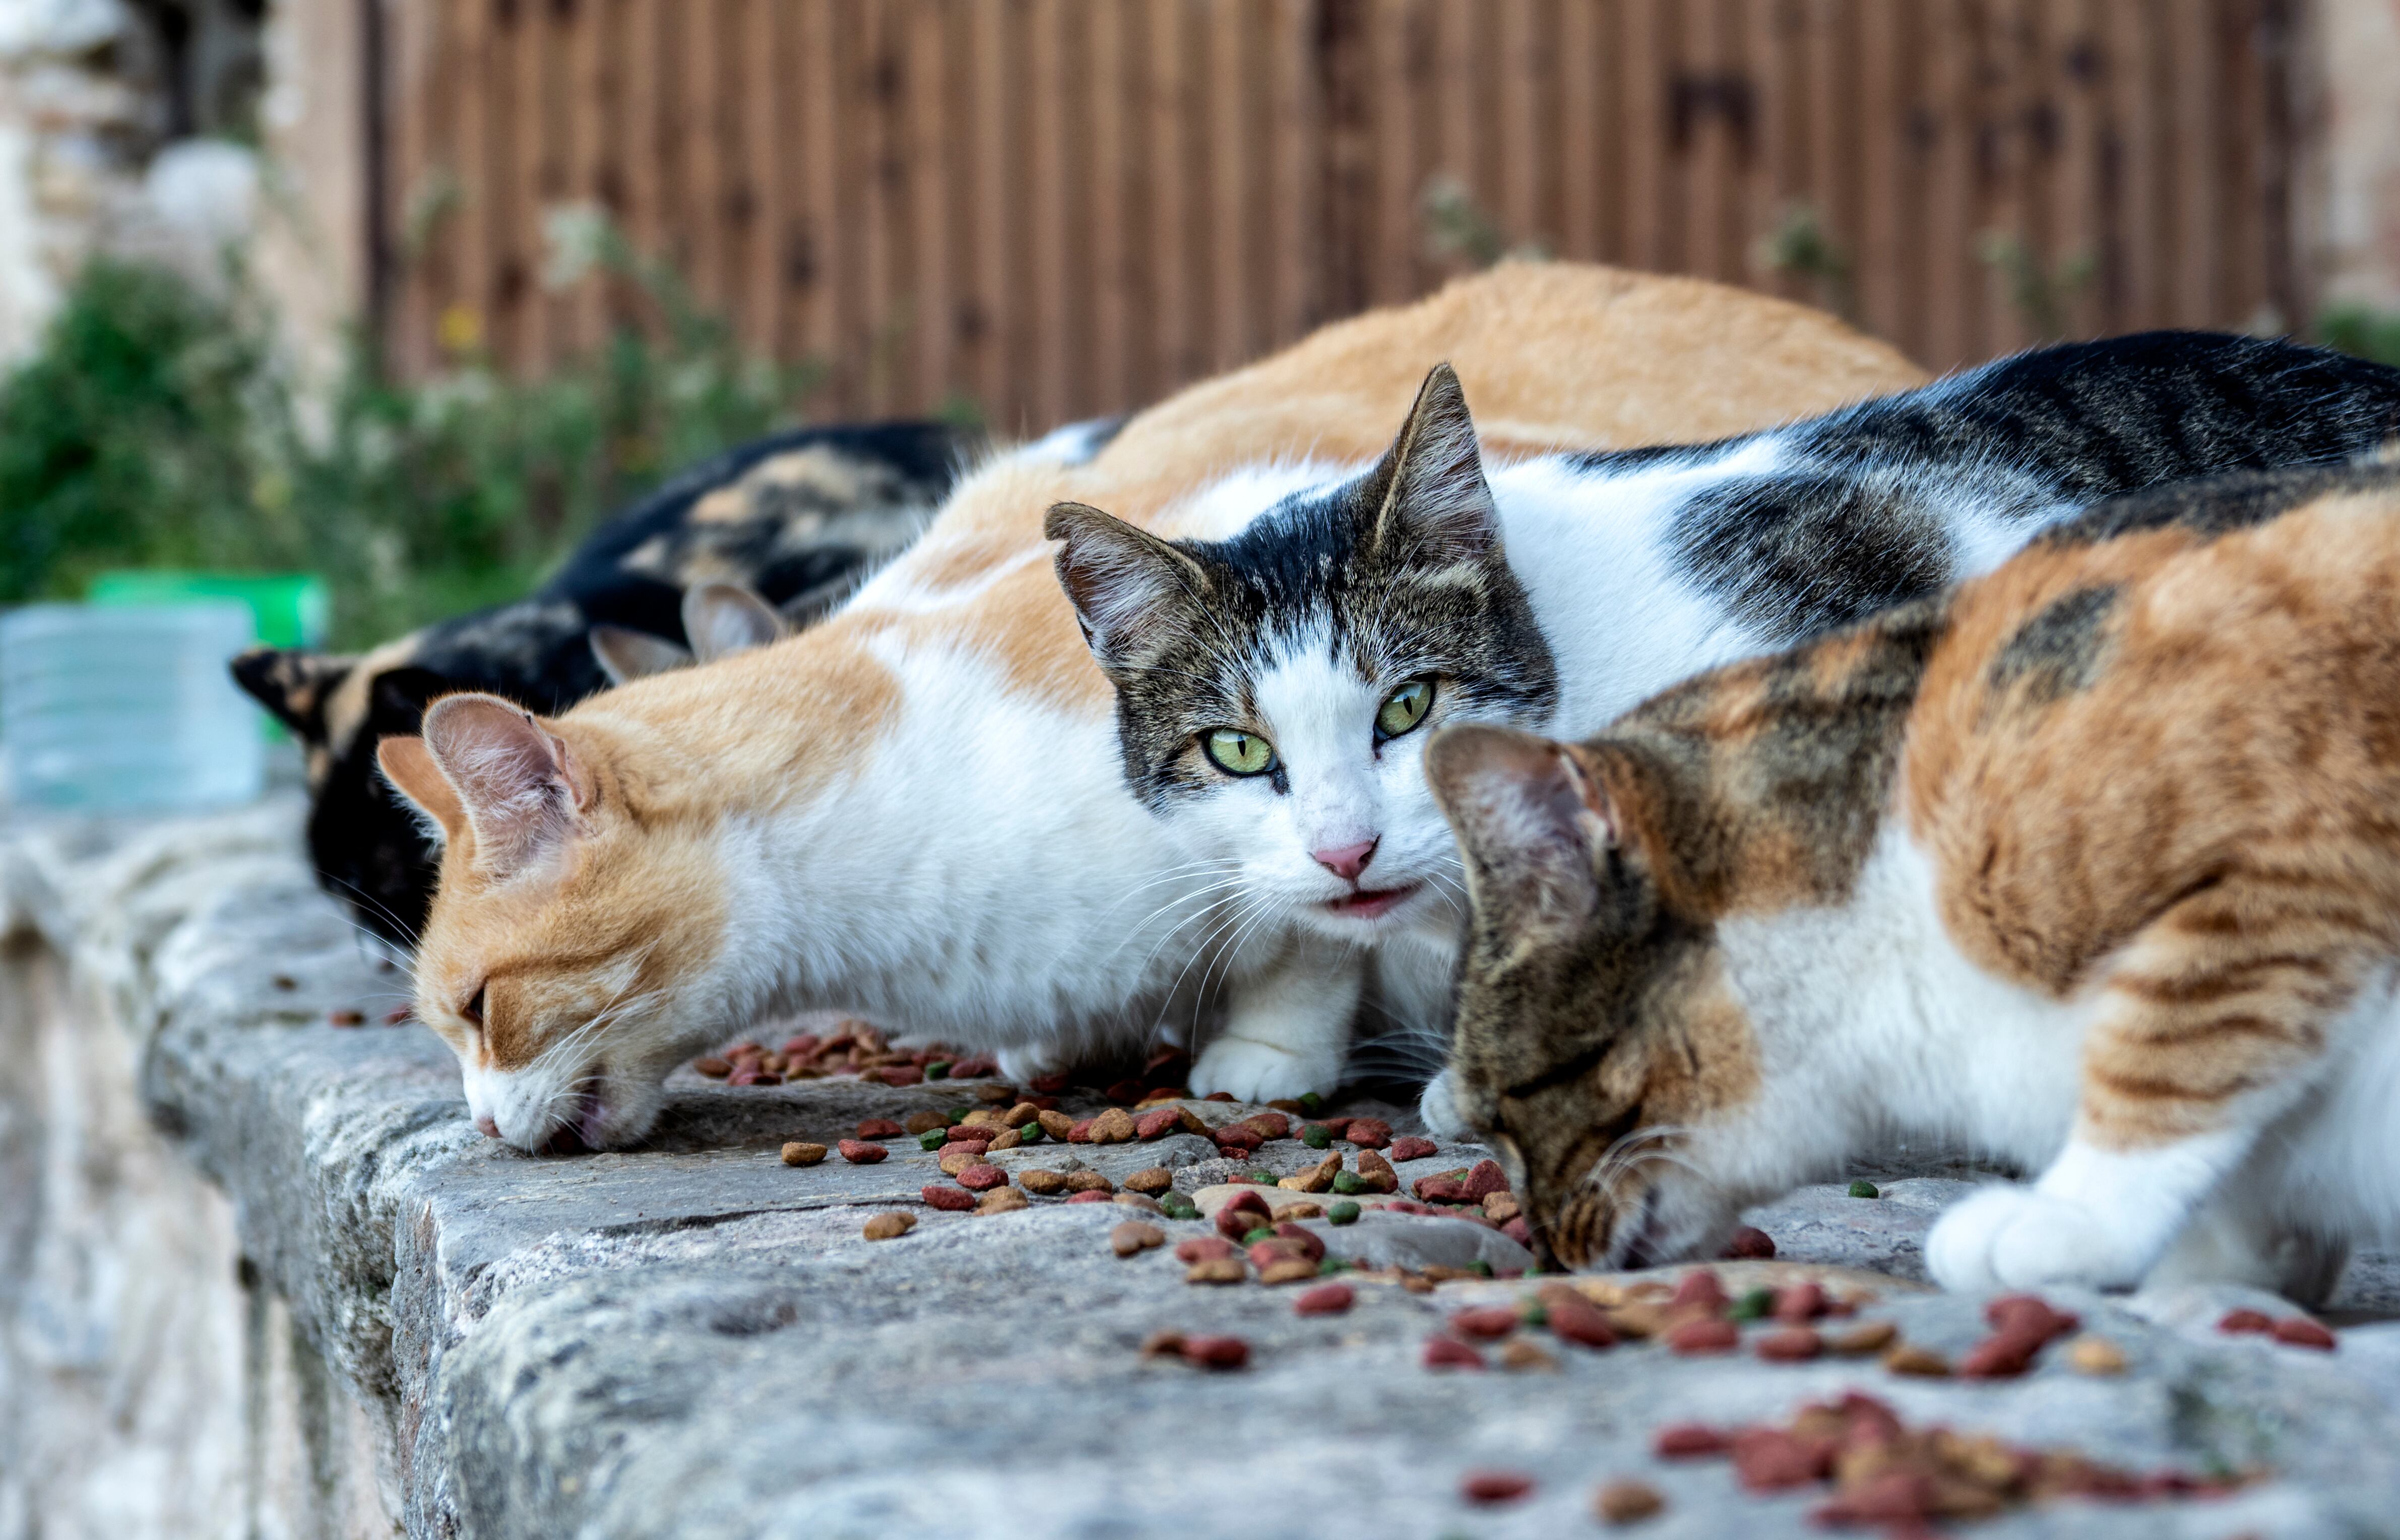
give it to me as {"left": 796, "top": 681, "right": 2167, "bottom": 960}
{"left": 1048, "top": 331, "right": 2400, "bottom": 1106}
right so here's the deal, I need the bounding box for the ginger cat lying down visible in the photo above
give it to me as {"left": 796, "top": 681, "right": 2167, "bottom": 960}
{"left": 1429, "top": 460, "right": 2400, "bottom": 1300}
{"left": 377, "top": 262, "right": 1927, "bottom": 1151}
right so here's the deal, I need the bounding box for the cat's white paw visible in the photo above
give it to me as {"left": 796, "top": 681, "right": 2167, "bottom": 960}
{"left": 1927, "top": 1184, "right": 2150, "bottom": 1293}
{"left": 995, "top": 1044, "right": 1072, "bottom": 1085}
{"left": 1418, "top": 1068, "right": 1474, "bottom": 1141}
{"left": 1188, "top": 1035, "right": 1340, "bottom": 1104}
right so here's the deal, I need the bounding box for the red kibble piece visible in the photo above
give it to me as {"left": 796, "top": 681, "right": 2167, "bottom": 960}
{"left": 2218, "top": 1308, "right": 2276, "bottom": 1335}
{"left": 1773, "top": 1281, "right": 1826, "bottom": 1322}
{"left": 1272, "top": 1223, "right": 1325, "bottom": 1263}
{"left": 1812, "top": 1470, "right": 1937, "bottom": 1526}
{"left": 1212, "top": 1126, "right": 1266, "bottom": 1154}
{"left": 1653, "top": 1424, "right": 1727, "bottom": 1459}
{"left": 1669, "top": 1269, "right": 1728, "bottom": 1313}
{"left": 1460, "top": 1470, "right": 1534, "bottom": 1505}
{"left": 1067, "top": 1119, "right": 1096, "bottom": 1143}
{"left": 1985, "top": 1294, "right": 2079, "bottom": 1343}
{"left": 1294, "top": 1282, "right": 1355, "bottom": 1317}
{"left": 1461, "top": 1160, "right": 1509, "bottom": 1200}
{"left": 1030, "top": 1073, "right": 1072, "bottom": 1095}
{"left": 1755, "top": 1327, "right": 1821, "bottom": 1362}
{"left": 693, "top": 1057, "right": 732, "bottom": 1078}
{"left": 328, "top": 1009, "right": 365, "bottom": 1027}
{"left": 726, "top": 1040, "right": 765, "bottom": 1057}
{"left": 947, "top": 1056, "right": 999, "bottom": 1079}
{"left": 1451, "top": 1307, "right": 1520, "bottom": 1340}
{"left": 1341, "top": 1118, "right": 1393, "bottom": 1149}
{"left": 1203, "top": 1091, "right": 1236, "bottom": 1102}
{"left": 836, "top": 1139, "right": 887, "bottom": 1164}
{"left": 1957, "top": 1335, "right": 2039, "bottom": 1379}
{"left": 1243, "top": 1111, "right": 1291, "bottom": 1139}
{"left": 780, "top": 1034, "right": 821, "bottom": 1059}
{"left": 725, "top": 1068, "right": 768, "bottom": 1086}
{"left": 1501, "top": 1216, "right": 1532, "bottom": 1245}
{"left": 936, "top": 1140, "right": 988, "bottom": 1162}
{"left": 921, "top": 1185, "right": 976, "bottom": 1211}
{"left": 1665, "top": 1318, "right": 1740, "bottom": 1355}
{"left": 957, "top": 1163, "right": 1008, "bottom": 1191}
{"left": 1414, "top": 1178, "right": 1470, "bottom": 1204}
{"left": 855, "top": 1118, "right": 904, "bottom": 1140}
{"left": 1720, "top": 1225, "right": 1777, "bottom": 1260}
{"left": 1181, "top": 1334, "right": 1249, "bottom": 1369}
{"left": 1066, "top": 1189, "right": 1114, "bottom": 1203}
{"left": 1826, "top": 1392, "right": 1904, "bottom": 1448}
{"left": 944, "top": 1125, "right": 992, "bottom": 1144}
{"left": 873, "top": 1065, "right": 922, "bottom": 1086}
{"left": 1422, "top": 1336, "right": 1485, "bottom": 1370}
{"left": 1388, "top": 1136, "right": 1438, "bottom": 1162}
{"left": 1134, "top": 1108, "right": 1182, "bottom": 1140}
{"left": 1730, "top": 1428, "right": 1834, "bottom": 1492}
{"left": 2272, "top": 1316, "right": 2337, "bottom": 1350}
{"left": 1176, "top": 1236, "right": 1236, "bottom": 1264}
{"left": 1545, "top": 1294, "right": 1618, "bottom": 1349}
{"left": 1313, "top": 1116, "right": 1355, "bottom": 1136}
{"left": 1104, "top": 1078, "right": 1146, "bottom": 1105}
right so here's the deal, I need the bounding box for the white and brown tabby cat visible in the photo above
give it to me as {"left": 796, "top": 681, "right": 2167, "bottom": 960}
{"left": 373, "top": 262, "right": 1928, "bottom": 1151}
{"left": 1427, "top": 459, "right": 2400, "bottom": 1299}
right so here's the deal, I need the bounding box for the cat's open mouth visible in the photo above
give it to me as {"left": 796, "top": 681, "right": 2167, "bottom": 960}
{"left": 1323, "top": 883, "right": 1421, "bottom": 921}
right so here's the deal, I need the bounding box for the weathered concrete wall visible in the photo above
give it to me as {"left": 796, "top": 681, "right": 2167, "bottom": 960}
{"left": 9, "top": 796, "right": 2400, "bottom": 1539}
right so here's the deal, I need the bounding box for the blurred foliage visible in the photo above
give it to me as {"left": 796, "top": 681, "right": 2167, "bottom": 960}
{"left": 0, "top": 215, "right": 820, "bottom": 648}
{"left": 1975, "top": 232, "right": 2095, "bottom": 344}
{"left": 1754, "top": 202, "right": 1856, "bottom": 322}
{"left": 2316, "top": 304, "right": 2400, "bottom": 371}
{"left": 1419, "top": 175, "right": 1547, "bottom": 270}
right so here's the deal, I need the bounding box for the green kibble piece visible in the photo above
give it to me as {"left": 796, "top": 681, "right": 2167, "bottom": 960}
{"left": 1299, "top": 1092, "right": 1323, "bottom": 1114}
{"left": 1731, "top": 1287, "right": 1776, "bottom": 1321}
{"left": 917, "top": 1130, "right": 946, "bottom": 1151}
{"left": 1248, "top": 1169, "right": 1276, "bottom": 1184}
{"left": 1848, "top": 1179, "right": 1880, "bottom": 1199}
{"left": 1467, "top": 1260, "right": 1493, "bottom": 1278}
{"left": 1017, "top": 1123, "right": 1045, "bottom": 1144}
{"left": 1317, "top": 1257, "right": 1349, "bottom": 1275}
{"left": 1332, "top": 1171, "right": 1367, "bottom": 1196}
{"left": 1160, "top": 1195, "right": 1199, "bottom": 1220}
{"left": 1328, "top": 1200, "right": 1361, "bottom": 1226}
{"left": 1301, "top": 1125, "right": 1333, "bottom": 1149}
{"left": 925, "top": 1060, "right": 952, "bottom": 1080}
{"left": 1242, "top": 1226, "right": 1275, "bottom": 1245}
{"left": 1520, "top": 1304, "right": 1548, "bottom": 1327}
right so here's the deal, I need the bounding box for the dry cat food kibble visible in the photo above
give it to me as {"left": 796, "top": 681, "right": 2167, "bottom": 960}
{"left": 1593, "top": 1479, "right": 1665, "bottom": 1525}
{"left": 1825, "top": 1320, "right": 1898, "bottom": 1357}
{"left": 957, "top": 1163, "right": 1009, "bottom": 1191}
{"left": 1294, "top": 1282, "right": 1354, "bottom": 1316}
{"left": 903, "top": 1110, "right": 949, "bottom": 1135}
{"left": 1176, "top": 1236, "right": 1236, "bottom": 1264}
{"left": 1536, "top": 1285, "right": 1619, "bottom": 1350}
{"left": 1451, "top": 1307, "right": 1520, "bottom": 1340}
{"left": 1960, "top": 1295, "right": 2080, "bottom": 1379}
{"left": 328, "top": 1009, "right": 366, "bottom": 1026}
{"left": 1124, "top": 1167, "right": 1174, "bottom": 1195}
{"left": 1666, "top": 1318, "right": 1740, "bottom": 1356}
{"left": 937, "top": 1148, "right": 983, "bottom": 1176}
{"left": 1017, "top": 1169, "right": 1070, "bottom": 1196}
{"left": 976, "top": 1186, "right": 1030, "bottom": 1214}
{"left": 1066, "top": 1189, "right": 1114, "bottom": 1204}
{"left": 1755, "top": 1327, "right": 1822, "bottom": 1362}
{"left": 780, "top": 1142, "right": 828, "bottom": 1167}
{"left": 1499, "top": 1339, "right": 1558, "bottom": 1372}
{"left": 1353, "top": 1149, "right": 1400, "bottom": 1193}
{"left": 1110, "top": 1221, "right": 1166, "bottom": 1256}
{"left": 1258, "top": 1258, "right": 1318, "bottom": 1285}
{"left": 1719, "top": 1225, "right": 1777, "bottom": 1260}
{"left": 2067, "top": 1335, "right": 2128, "bottom": 1374}
{"left": 1459, "top": 1470, "right": 1535, "bottom": 1505}
{"left": 1881, "top": 1341, "right": 1951, "bottom": 1377}
{"left": 2273, "top": 1317, "right": 2338, "bottom": 1350}
{"left": 855, "top": 1118, "right": 904, "bottom": 1139}
{"left": 1422, "top": 1336, "right": 1485, "bottom": 1370}
{"left": 1089, "top": 1108, "right": 1139, "bottom": 1144}
{"left": 1180, "top": 1334, "right": 1249, "bottom": 1370}
{"left": 836, "top": 1138, "right": 887, "bottom": 1165}
{"left": 1113, "top": 1191, "right": 1163, "bottom": 1214}
{"left": 1340, "top": 1118, "right": 1392, "bottom": 1148}
{"left": 921, "top": 1185, "right": 977, "bottom": 1211}
{"left": 1186, "top": 1258, "right": 1246, "bottom": 1285}
{"left": 1388, "top": 1135, "right": 1438, "bottom": 1161}
{"left": 693, "top": 1057, "right": 732, "bottom": 1077}
{"left": 862, "top": 1211, "right": 915, "bottom": 1241}
{"left": 1064, "top": 1171, "right": 1114, "bottom": 1194}
{"left": 1036, "top": 1109, "right": 1076, "bottom": 1140}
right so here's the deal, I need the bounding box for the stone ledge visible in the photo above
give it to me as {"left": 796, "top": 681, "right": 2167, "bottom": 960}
{"left": 7, "top": 797, "right": 2400, "bottom": 1538}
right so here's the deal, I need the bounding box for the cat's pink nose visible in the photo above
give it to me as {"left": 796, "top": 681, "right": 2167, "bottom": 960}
{"left": 475, "top": 1114, "right": 500, "bottom": 1139}
{"left": 1312, "top": 838, "right": 1378, "bottom": 882}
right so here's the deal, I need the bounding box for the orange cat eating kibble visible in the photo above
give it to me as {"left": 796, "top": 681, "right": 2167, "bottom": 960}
{"left": 1430, "top": 459, "right": 2400, "bottom": 1298}
{"left": 374, "top": 262, "right": 1926, "bottom": 1151}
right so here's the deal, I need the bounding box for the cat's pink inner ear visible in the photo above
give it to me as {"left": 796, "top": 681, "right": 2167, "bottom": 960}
{"left": 376, "top": 734, "right": 464, "bottom": 843}
{"left": 1427, "top": 725, "right": 1609, "bottom": 923}
{"left": 419, "top": 694, "right": 585, "bottom": 879}
{"left": 1043, "top": 501, "right": 1204, "bottom": 661}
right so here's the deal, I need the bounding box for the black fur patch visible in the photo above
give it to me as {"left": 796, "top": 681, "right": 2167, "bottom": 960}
{"left": 1987, "top": 584, "right": 2120, "bottom": 709}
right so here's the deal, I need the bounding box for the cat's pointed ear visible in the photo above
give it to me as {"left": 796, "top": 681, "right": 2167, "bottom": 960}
{"left": 1427, "top": 724, "right": 1616, "bottom": 932}
{"left": 682, "top": 581, "right": 790, "bottom": 662}
{"left": 1363, "top": 362, "right": 1500, "bottom": 567}
{"left": 230, "top": 646, "right": 357, "bottom": 746}
{"left": 1044, "top": 501, "right": 1211, "bottom": 668}
{"left": 414, "top": 694, "right": 595, "bottom": 880}
{"left": 589, "top": 625, "right": 692, "bottom": 686}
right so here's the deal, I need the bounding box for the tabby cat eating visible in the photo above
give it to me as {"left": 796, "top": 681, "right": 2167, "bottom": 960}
{"left": 1427, "top": 460, "right": 2400, "bottom": 1299}
{"left": 1049, "top": 334, "right": 2400, "bottom": 1105}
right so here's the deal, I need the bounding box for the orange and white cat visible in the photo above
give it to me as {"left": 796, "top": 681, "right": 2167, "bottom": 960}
{"left": 377, "top": 263, "right": 1928, "bottom": 1150}
{"left": 1429, "top": 461, "right": 2400, "bottom": 1299}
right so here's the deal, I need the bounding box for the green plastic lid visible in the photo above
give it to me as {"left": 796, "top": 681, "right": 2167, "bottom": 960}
{"left": 87, "top": 570, "right": 328, "bottom": 650}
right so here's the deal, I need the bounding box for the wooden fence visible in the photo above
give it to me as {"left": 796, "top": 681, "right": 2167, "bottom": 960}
{"left": 374, "top": 0, "right": 2309, "bottom": 433}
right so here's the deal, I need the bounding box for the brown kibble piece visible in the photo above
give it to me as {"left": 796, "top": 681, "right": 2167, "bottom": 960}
{"left": 1499, "top": 1339, "right": 1559, "bottom": 1372}
{"left": 1882, "top": 1341, "right": 1951, "bottom": 1377}
{"left": 1003, "top": 1102, "right": 1041, "bottom": 1127}
{"left": 1124, "top": 1167, "right": 1174, "bottom": 1195}
{"left": 975, "top": 1186, "right": 1029, "bottom": 1214}
{"left": 1773, "top": 1281, "right": 1826, "bottom": 1322}
{"left": 862, "top": 1211, "right": 915, "bottom": 1241}
{"left": 1288, "top": 1152, "right": 1342, "bottom": 1193}
{"left": 1825, "top": 1319, "right": 1898, "bottom": 1356}
{"left": 694, "top": 1057, "right": 732, "bottom": 1078}
{"left": 1036, "top": 1109, "right": 1075, "bottom": 1140}
{"left": 1355, "top": 1148, "right": 1400, "bottom": 1193}
{"left": 1669, "top": 1269, "right": 1728, "bottom": 1313}
{"left": 938, "top": 1150, "right": 983, "bottom": 1176}
{"left": 1421, "top": 1336, "right": 1485, "bottom": 1369}
{"left": 1134, "top": 1108, "right": 1182, "bottom": 1140}
{"left": 1186, "top": 1258, "right": 1247, "bottom": 1285}
{"left": 1089, "top": 1108, "right": 1139, "bottom": 1144}
{"left": 1720, "top": 1225, "right": 1777, "bottom": 1260}
{"left": 1388, "top": 1135, "right": 1438, "bottom": 1162}
{"left": 1017, "top": 1169, "right": 1070, "bottom": 1195}
{"left": 1242, "top": 1111, "right": 1291, "bottom": 1139}
{"left": 1111, "top": 1221, "right": 1166, "bottom": 1257}
{"left": 1176, "top": 1236, "right": 1235, "bottom": 1264}
{"left": 2218, "top": 1308, "right": 2275, "bottom": 1334}
{"left": 1140, "top": 1329, "right": 1185, "bottom": 1358}
{"left": 1595, "top": 1480, "right": 1665, "bottom": 1525}
{"left": 1271, "top": 1201, "right": 1323, "bottom": 1222}
{"left": 1064, "top": 1170, "right": 1114, "bottom": 1194}
{"left": 985, "top": 1128, "right": 1022, "bottom": 1151}
{"left": 903, "top": 1110, "right": 948, "bottom": 1135}
{"left": 1542, "top": 1289, "right": 1619, "bottom": 1350}
{"left": 1113, "top": 1191, "right": 1163, "bottom": 1213}
{"left": 836, "top": 1138, "right": 887, "bottom": 1165}
{"left": 2066, "top": 1335, "right": 2127, "bottom": 1374}
{"left": 328, "top": 1009, "right": 366, "bottom": 1026}
{"left": 1259, "top": 1258, "right": 1318, "bottom": 1285}
{"left": 1482, "top": 1193, "right": 1521, "bottom": 1224}
{"left": 780, "top": 1141, "right": 827, "bottom": 1167}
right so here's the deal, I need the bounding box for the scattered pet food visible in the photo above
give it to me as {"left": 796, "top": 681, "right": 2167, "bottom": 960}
{"left": 855, "top": 1118, "right": 904, "bottom": 1139}
{"left": 1177, "top": 1236, "right": 1236, "bottom": 1264}
{"left": 1452, "top": 1307, "right": 1520, "bottom": 1340}
{"left": 903, "top": 1111, "right": 948, "bottom": 1135}
{"left": 1186, "top": 1258, "right": 1246, "bottom": 1285}
{"left": 1259, "top": 1258, "right": 1318, "bottom": 1285}
{"left": 694, "top": 1057, "right": 731, "bottom": 1078}
{"left": 1066, "top": 1189, "right": 1114, "bottom": 1204}
{"left": 1654, "top": 1424, "right": 1728, "bottom": 1459}
{"left": 1720, "top": 1226, "right": 1777, "bottom": 1260}
{"left": 1825, "top": 1320, "right": 1898, "bottom": 1357}
{"left": 1666, "top": 1318, "right": 1740, "bottom": 1355}
{"left": 1847, "top": 1179, "right": 1880, "bottom": 1199}
{"left": 2066, "top": 1335, "right": 2127, "bottom": 1374}
{"left": 1499, "top": 1339, "right": 1559, "bottom": 1372}
{"left": 1114, "top": 1191, "right": 1163, "bottom": 1214}
{"left": 1018, "top": 1169, "right": 1070, "bottom": 1196}
{"left": 1460, "top": 1470, "right": 1534, "bottom": 1505}
{"left": 957, "top": 1163, "right": 1009, "bottom": 1191}
{"left": 976, "top": 1187, "right": 1029, "bottom": 1214}
{"left": 1111, "top": 1221, "right": 1166, "bottom": 1257}
{"left": 1593, "top": 1479, "right": 1665, "bottom": 1525}
{"left": 1422, "top": 1336, "right": 1485, "bottom": 1370}
{"left": 1036, "top": 1110, "right": 1076, "bottom": 1140}
{"left": 1389, "top": 1135, "right": 1438, "bottom": 1161}
{"left": 1328, "top": 1201, "right": 1361, "bottom": 1226}
{"left": 1881, "top": 1341, "right": 1951, "bottom": 1377}
{"left": 836, "top": 1138, "right": 887, "bottom": 1165}
{"left": 1959, "top": 1295, "right": 2080, "bottom": 1379}
{"left": 1294, "top": 1282, "right": 1354, "bottom": 1317}
{"left": 1341, "top": 1118, "right": 1392, "bottom": 1148}
{"left": 921, "top": 1185, "right": 977, "bottom": 1211}
{"left": 328, "top": 1009, "right": 365, "bottom": 1026}
{"left": 780, "top": 1142, "right": 828, "bottom": 1167}
{"left": 1064, "top": 1171, "right": 1114, "bottom": 1194}
{"left": 1181, "top": 1334, "right": 1249, "bottom": 1369}
{"left": 1755, "top": 1327, "right": 1822, "bottom": 1362}
{"left": 863, "top": 1212, "right": 915, "bottom": 1241}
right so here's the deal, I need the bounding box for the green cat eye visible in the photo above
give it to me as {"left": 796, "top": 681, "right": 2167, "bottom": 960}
{"left": 1204, "top": 727, "right": 1277, "bottom": 777}
{"left": 1375, "top": 678, "right": 1435, "bottom": 739}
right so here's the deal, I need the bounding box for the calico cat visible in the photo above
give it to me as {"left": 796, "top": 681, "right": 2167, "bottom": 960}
{"left": 1048, "top": 333, "right": 2400, "bottom": 1105}
{"left": 234, "top": 421, "right": 976, "bottom": 946}
{"left": 1424, "top": 459, "right": 2400, "bottom": 1299}
{"left": 370, "top": 262, "right": 1931, "bottom": 1151}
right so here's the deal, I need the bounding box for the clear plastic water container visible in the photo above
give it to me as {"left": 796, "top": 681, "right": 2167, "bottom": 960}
{"left": 0, "top": 601, "right": 265, "bottom": 812}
